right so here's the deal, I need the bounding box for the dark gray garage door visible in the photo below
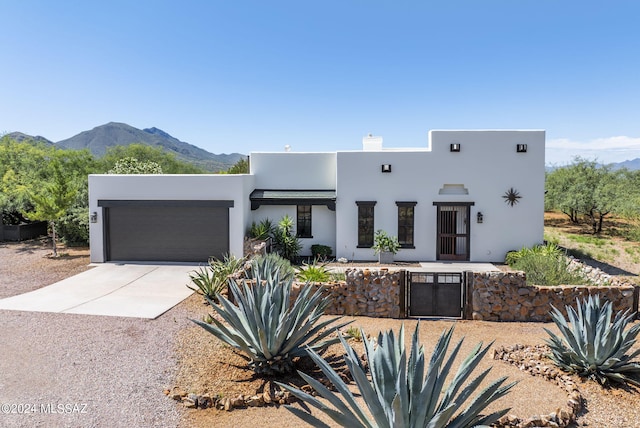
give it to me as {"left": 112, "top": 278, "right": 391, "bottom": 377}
{"left": 99, "top": 200, "right": 233, "bottom": 262}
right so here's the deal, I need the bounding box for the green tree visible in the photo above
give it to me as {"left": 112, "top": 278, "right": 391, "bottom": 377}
{"left": 28, "top": 160, "right": 78, "bottom": 256}
{"left": 545, "top": 157, "right": 629, "bottom": 233}
{"left": 224, "top": 157, "right": 249, "bottom": 174}
{"left": 100, "top": 144, "right": 204, "bottom": 174}
{"left": 108, "top": 157, "right": 163, "bottom": 174}
{"left": 0, "top": 137, "right": 53, "bottom": 223}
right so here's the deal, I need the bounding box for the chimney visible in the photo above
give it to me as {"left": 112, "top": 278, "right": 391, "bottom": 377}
{"left": 362, "top": 133, "right": 383, "bottom": 151}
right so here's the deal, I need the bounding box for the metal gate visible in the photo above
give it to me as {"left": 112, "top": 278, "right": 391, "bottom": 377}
{"left": 408, "top": 272, "right": 463, "bottom": 318}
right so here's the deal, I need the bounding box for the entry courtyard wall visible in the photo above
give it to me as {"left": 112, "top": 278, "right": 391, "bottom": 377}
{"left": 291, "top": 268, "right": 638, "bottom": 322}
{"left": 470, "top": 271, "right": 638, "bottom": 322}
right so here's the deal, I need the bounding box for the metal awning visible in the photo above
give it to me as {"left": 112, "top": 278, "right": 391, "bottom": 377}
{"left": 250, "top": 189, "right": 336, "bottom": 211}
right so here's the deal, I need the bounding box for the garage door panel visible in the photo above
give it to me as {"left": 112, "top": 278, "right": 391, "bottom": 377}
{"left": 107, "top": 205, "right": 229, "bottom": 262}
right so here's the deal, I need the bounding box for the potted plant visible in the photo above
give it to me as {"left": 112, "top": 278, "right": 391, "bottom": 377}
{"left": 372, "top": 230, "right": 400, "bottom": 264}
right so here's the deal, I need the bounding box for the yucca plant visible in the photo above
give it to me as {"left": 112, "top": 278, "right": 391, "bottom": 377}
{"left": 192, "top": 272, "right": 352, "bottom": 375}
{"left": 249, "top": 218, "right": 274, "bottom": 240}
{"left": 278, "top": 324, "right": 516, "bottom": 428}
{"left": 544, "top": 295, "right": 640, "bottom": 387}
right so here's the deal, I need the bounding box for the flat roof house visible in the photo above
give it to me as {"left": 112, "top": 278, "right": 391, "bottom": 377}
{"left": 88, "top": 130, "right": 545, "bottom": 264}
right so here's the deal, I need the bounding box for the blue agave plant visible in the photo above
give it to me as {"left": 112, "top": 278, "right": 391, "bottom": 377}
{"left": 278, "top": 323, "right": 516, "bottom": 428}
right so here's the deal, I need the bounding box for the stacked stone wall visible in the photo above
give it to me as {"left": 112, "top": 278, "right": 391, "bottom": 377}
{"left": 471, "top": 271, "right": 637, "bottom": 322}
{"left": 291, "top": 268, "right": 402, "bottom": 318}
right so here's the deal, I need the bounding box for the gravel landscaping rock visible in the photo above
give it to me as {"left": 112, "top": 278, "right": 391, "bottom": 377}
{"left": 0, "top": 241, "right": 186, "bottom": 427}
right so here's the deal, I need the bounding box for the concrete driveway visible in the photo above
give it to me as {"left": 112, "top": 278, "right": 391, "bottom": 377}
{"left": 0, "top": 263, "right": 196, "bottom": 319}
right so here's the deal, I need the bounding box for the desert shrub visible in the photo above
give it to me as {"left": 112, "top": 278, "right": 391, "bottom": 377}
{"left": 278, "top": 323, "right": 516, "bottom": 427}
{"left": 57, "top": 206, "right": 89, "bottom": 246}
{"left": 511, "top": 253, "right": 586, "bottom": 286}
{"left": 545, "top": 295, "right": 640, "bottom": 387}
{"left": 311, "top": 244, "right": 332, "bottom": 261}
{"left": 192, "top": 272, "right": 352, "bottom": 375}
{"left": 506, "top": 243, "right": 586, "bottom": 286}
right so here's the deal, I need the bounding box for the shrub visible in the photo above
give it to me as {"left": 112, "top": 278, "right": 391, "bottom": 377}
{"left": 545, "top": 295, "right": 640, "bottom": 387}
{"left": 187, "top": 254, "right": 246, "bottom": 302}
{"left": 511, "top": 253, "right": 586, "bottom": 286}
{"left": 311, "top": 244, "right": 332, "bottom": 261}
{"left": 506, "top": 243, "right": 586, "bottom": 286}
{"left": 505, "top": 242, "right": 563, "bottom": 265}
{"left": 296, "top": 261, "right": 331, "bottom": 283}
{"left": 57, "top": 206, "right": 90, "bottom": 246}
{"left": 192, "top": 272, "right": 352, "bottom": 375}
{"left": 246, "top": 253, "right": 295, "bottom": 283}
{"left": 278, "top": 323, "right": 516, "bottom": 427}
{"left": 372, "top": 230, "right": 401, "bottom": 255}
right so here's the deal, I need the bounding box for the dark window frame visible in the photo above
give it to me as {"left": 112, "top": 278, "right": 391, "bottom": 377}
{"left": 396, "top": 201, "right": 417, "bottom": 248}
{"left": 296, "top": 205, "right": 313, "bottom": 238}
{"left": 356, "top": 201, "right": 376, "bottom": 248}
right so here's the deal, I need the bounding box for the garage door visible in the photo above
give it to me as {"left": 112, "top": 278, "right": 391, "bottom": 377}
{"left": 99, "top": 200, "right": 233, "bottom": 262}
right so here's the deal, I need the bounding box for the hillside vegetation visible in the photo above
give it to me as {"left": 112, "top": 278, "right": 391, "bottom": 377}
{"left": 0, "top": 136, "right": 248, "bottom": 247}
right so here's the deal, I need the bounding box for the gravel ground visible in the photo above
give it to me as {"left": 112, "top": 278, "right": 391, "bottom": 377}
{"left": 0, "top": 241, "right": 187, "bottom": 427}
{"left": 2, "top": 240, "right": 639, "bottom": 427}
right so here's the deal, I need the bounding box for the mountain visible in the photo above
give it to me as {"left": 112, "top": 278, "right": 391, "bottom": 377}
{"left": 55, "top": 122, "right": 244, "bottom": 172}
{"left": 6, "top": 132, "right": 54, "bottom": 146}
{"left": 612, "top": 158, "right": 640, "bottom": 171}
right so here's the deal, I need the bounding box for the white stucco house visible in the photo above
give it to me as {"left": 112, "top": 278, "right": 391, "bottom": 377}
{"left": 88, "top": 130, "right": 545, "bottom": 264}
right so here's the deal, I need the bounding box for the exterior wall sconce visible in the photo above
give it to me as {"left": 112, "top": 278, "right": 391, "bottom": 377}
{"left": 476, "top": 212, "right": 483, "bottom": 223}
{"left": 516, "top": 144, "right": 527, "bottom": 153}
{"left": 90, "top": 212, "right": 98, "bottom": 223}
{"left": 381, "top": 164, "right": 392, "bottom": 173}
{"left": 450, "top": 143, "right": 461, "bottom": 152}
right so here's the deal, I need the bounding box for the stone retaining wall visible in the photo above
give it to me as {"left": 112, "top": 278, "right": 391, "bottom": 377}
{"left": 291, "top": 268, "right": 402, "bottom": 318}
{"left": 471, "top": 271, "right": 637, "bottom": 322}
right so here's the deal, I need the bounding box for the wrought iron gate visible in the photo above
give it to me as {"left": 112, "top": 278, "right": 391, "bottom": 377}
{"left": 408, "top": 272, "right": 463, "bottom": 318}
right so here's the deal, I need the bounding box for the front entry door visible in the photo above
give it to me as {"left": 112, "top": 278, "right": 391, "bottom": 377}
{"left": 434, "top": 203, "right": 474, "bottom": 261}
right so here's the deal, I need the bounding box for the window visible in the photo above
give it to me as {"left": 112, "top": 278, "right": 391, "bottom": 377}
{"left": 397, "top": 202, "right": 417, "bottom": 248}
{"left": 296, "top": 205, "right": 312, "bottom": 238}
{"left": 356, "top": 201, "right": 376, "bottom": 247}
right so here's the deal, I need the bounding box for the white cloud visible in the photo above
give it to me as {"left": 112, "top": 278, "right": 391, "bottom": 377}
{"left": 546, "top": 136, "right": 640, "bottom": 165}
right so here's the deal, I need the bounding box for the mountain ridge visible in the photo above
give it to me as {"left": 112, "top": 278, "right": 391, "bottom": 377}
{"left": 11, "top": 122, "right": 243, "bottom": 172}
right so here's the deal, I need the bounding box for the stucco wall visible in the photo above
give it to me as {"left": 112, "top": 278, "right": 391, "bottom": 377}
{"left": 335, "top": 130, "right": 545, "bottom": 262}
{"left": 88, "top": 174, "right": 254, "bottom": 263}
{"left": 251, "top": 205, "right": 336, "bottom": 256}
{"left": 250, "top": 152, "right": 336, "bottom": 189}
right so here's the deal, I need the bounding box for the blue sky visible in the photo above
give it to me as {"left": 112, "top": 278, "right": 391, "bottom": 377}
{"left": 2, "top": 1, "right": 640, "bottom": 165}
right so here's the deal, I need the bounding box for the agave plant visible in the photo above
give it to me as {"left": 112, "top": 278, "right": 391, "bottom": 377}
{"left": 187, "top": 254, "right": 246, "bottom": 302}
{"left": 192, "top": 272, "right": 352, "bottom": 375}
{"left": 544, "top": 295, "right": 640, "bottom": 387}
{"left": 278, "top": 324, "right": 516, "bottom": 428}
{"left": 246, "top": 252, "right": 296, "bottom": 282}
